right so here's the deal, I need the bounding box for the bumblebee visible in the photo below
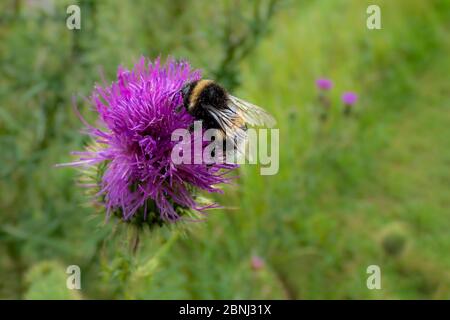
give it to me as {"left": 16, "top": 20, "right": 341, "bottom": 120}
{"left": 180, "top": 79, "right": 276, "bottom": 159}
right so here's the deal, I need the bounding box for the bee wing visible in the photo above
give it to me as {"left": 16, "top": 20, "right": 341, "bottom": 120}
{"left": 203, "top": 105, "right": 248, "bottom": 162}
{"left": 203, "top": 104, "right": 237, "bottom": 133}
{"left": 228, "top": 95, "right": 276, "bottom": 128}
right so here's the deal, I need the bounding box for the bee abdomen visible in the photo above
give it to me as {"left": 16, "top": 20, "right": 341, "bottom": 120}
{"left": 197, "top": 81, "right": 228, "bottom": 110}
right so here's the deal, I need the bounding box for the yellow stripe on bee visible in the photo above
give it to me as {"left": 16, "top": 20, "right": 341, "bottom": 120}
{"left": 189, "top": 79, "right": 213, "bottom": 111}
{"left": 232, "top": 115, "right": 245, "bottom": 128}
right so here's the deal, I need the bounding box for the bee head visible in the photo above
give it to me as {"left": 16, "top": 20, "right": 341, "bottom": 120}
{"left": 181, "top": 82, "right": 191, "bottom": 99}
{"left": 180, "top": 81, "right": 197, "bottom": 111}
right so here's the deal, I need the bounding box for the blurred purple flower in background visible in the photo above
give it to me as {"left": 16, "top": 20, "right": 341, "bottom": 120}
{"left": 316, "top": 78, "right": 333, "bottom": 91}
{"left": 251, "top": 255, "right": 265, "bottom": 271}
{"left": 341, "top": 92, "right": 358, "bottom": 105}
{"left": 64, "top": 57, "right": 237, "bottom": 224}
{"left": 316, "top": 78, "right": 333, "bottom": 121}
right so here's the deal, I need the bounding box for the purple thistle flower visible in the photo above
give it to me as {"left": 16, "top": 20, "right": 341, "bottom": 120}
{"left": 341, "top": 92, "right": 358, "bottom": 105}
{"left": 65, "top": 57, "right": 237, "bottom": 223}
{"left": 316, "top": 78, "right": 333, "bottom": 91}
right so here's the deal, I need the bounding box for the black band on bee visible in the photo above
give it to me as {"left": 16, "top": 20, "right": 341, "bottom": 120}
{"left": 184, "top": 80, "right": 228, "bottom": 112}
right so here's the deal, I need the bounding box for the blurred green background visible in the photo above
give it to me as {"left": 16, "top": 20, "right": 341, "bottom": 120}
{"left": 0, "top": 0, "right": 449, "bottom": 299}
